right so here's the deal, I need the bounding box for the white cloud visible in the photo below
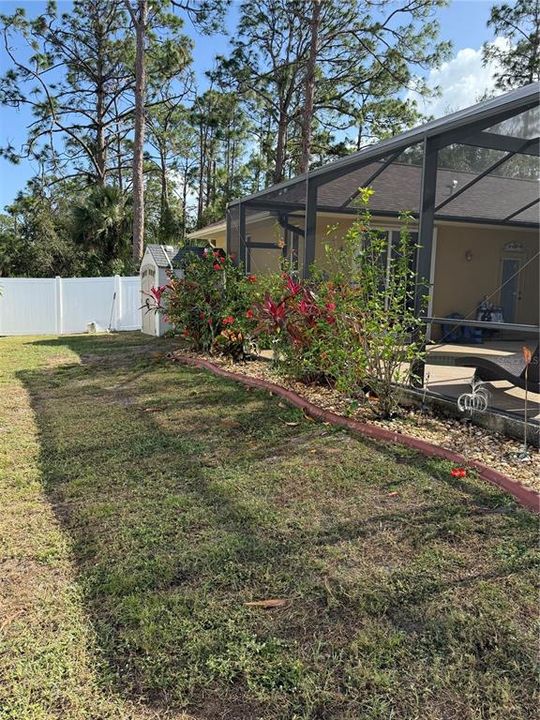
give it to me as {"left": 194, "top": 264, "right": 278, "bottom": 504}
{"left": 411, "top": 38, "right": 509, "bottom": 118}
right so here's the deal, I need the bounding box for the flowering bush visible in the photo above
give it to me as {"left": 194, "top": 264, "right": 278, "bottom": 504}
{"left": 160, "top": 191, "right": 425, "bottom": 416}
{"left": 246, "top": 190, "right": 426, "bottom": 416}
{"left": 164, "top": 249, "right": 256, "bottom": 356}
{"left": 335, "top": 195, "right": 425, "bottom": 415}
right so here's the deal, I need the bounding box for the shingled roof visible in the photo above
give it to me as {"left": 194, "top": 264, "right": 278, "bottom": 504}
{"left": 145, "top": 244, "right": 209, "bottom": 268}
{"left": 315, "top": 162, "right": 540, "bottom": 224}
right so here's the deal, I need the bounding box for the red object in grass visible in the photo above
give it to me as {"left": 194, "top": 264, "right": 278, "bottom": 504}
{"left": 451, "top": 467, "right": 467, "bottom": 478}
{"left": 222, "top": 315, "right": 235, "bottom": 325}
{"left": 247, "top": 274, "right": 257, "bottom": 284}
{"left": 245, "top": 308, "right": 254, "bottom": 319}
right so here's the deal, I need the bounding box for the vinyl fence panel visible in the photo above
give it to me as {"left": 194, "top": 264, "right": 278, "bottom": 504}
{"left": 0, "top": 275, "right": 141, "bottom": 336}
{"left": 115, "top": 276, "right": 141, "bottom": 331}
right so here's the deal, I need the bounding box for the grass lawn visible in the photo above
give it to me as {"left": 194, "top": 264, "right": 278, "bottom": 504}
{"left": 0, "top": 332, "right": 538, "bottom": 720}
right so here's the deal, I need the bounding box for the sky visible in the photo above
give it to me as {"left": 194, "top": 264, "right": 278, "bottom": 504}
{"left": 0, "top": 0, "right": 502, "bottom": 210}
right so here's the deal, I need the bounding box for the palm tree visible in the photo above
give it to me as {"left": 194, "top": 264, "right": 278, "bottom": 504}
{"left": 72, "top": 186, "right": 132, "bottom": 270}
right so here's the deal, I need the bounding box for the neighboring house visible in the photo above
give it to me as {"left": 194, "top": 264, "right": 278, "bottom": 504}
{"left": 189, "top": 84, "right": 540, "bottom": 342}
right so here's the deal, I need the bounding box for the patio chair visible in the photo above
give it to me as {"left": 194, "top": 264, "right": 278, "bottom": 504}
{"left": 460, "top": 344, "right": 540, "bottom": 394}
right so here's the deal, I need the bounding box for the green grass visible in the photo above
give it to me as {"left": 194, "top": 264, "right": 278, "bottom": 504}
{"left": 0, "top": 332, "right": 538, "bottom": 720}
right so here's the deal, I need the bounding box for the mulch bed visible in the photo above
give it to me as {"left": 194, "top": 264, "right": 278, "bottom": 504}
{"left": 167, "top": 349, "right": 540, "bottom": 513}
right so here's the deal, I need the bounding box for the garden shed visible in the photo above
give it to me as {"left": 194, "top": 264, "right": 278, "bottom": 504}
{"left": 140, "top": 244, "right": 208, "bottom": 336}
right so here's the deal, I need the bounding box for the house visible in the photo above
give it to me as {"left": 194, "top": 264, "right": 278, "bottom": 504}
{"left": 189, "top": 84, "right": 540, "bottom": 347}
{"left": 140, "top": 243, "right": 208, "bottom": 336}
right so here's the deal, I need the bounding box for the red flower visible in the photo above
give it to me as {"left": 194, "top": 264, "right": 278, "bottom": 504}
{"left": 451, "top": 467, "right": 467, "bottom": 478}
{"left": 247, "top": 274, "right": 257, "bottom": 284}
{"left": 222, "top": 315, "right": 235, "bottom": 325}
{"left": 326, "top": 302, "right": 336, "bottom": 312}
{"left": 245, "top": 308, "right": 254, "bottom": 319}
{"left": 213, "top": 262, "right": 223, "bottom": 270}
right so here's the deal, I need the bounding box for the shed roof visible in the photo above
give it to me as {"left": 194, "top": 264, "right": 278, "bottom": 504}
{"left": 145, "top": 244, "right": 210, "bottom": 268}
{"left": 145, "top": 244, "right": 180, "bottom": 268}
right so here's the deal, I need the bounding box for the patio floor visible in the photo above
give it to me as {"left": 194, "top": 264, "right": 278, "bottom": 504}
{"left": 426, "top": 342, "right": 540, "bottom": 423}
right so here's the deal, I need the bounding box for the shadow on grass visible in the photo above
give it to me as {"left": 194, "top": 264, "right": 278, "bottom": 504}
{"left": 19, "top": 333, "right": 539, "bottom": 720}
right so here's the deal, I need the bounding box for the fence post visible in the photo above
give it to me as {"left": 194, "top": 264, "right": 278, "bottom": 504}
{"left": 55, "top": 276, "right": 63, "bottom": 334}
{"left": 113, "top": 274, "right": 122, "bottom": 331}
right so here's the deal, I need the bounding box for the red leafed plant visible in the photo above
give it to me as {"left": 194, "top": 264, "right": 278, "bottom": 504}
{"left": 249, "top": 274, "right": 340, "bottom": 376}
{"left": 261, "top": 296, "right": 287, "bottom": 328}
{"left": 141, "top": 283, "right": 171, "bottom": 312}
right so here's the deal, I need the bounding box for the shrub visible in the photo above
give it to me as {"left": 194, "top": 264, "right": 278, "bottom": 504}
{"left": 315, "top": 190, "right": 426, "bottom": 415}
{"left": 161, "top": 190, "right": 426, "bottom": 417}
{"left": 248, "top": 190, "right": 426, "bottom": 416}
{"left": 164, "top": 249, "right": 256, "bottom": 356}
{"left": 250, "top": 274, "right": 339, "bottom": 381}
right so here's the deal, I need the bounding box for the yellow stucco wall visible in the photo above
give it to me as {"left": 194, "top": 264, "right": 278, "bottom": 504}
{"left": 432, "top": 224, "right": 539, "bottom": 326}
{"left": 193, "top": 217, "right": 539, "bottom": 331}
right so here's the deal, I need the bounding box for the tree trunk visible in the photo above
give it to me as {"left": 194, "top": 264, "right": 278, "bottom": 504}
{"left": 274, "top": 109, "right": 288, "bottom": 184}
{"left": 129, "top": 0, "right": 148, "bottom": 263}
{"left": 197, "top": 119, "right": 205, "bottom": 225}
{"left": 94, "top": 12, "right": 107, "bottom": 185}
{"left": 159, "top": 146, "right": 169, "bottom": 239}
{"left": 299, "top": 0, "right": 321, "bottom": 175}
{"left": 181, "top": 165, "right": 188, "bottom": 242}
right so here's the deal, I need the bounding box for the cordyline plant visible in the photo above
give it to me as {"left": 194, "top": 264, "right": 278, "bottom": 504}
{"left": 251, "top": 273, "right": 339, "bottom": 379}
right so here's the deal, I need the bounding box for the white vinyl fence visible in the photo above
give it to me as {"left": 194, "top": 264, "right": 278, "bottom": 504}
{"left": 0, "top": 275, "right": 141, "bottom": 336}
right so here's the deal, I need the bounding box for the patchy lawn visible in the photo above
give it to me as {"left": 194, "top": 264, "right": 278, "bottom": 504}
{"left": 0, "top": 332, "right": 538, "bottom": 720}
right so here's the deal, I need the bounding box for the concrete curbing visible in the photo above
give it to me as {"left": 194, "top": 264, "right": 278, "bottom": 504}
{"left": 172, "top": 353, "right": 540, "bottom": 514}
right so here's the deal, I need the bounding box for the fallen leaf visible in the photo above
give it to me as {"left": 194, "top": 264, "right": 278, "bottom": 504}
{"left": 244, "top": 598, "right": 288, "bottom": 609}
{"left": 387, "top": 491, "right": 399, "bottom": 497}
{"left": 281, "top": 420, "right": 299, "bottom": 426}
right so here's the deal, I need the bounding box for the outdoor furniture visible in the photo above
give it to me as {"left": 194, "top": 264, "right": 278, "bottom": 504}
{"left": 461, "top": 344, "right": 540, "bottom": 394}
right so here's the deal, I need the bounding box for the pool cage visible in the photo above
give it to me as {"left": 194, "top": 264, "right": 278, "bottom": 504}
{"left": 226, "top": 84, "right": 539, "bottom": 366}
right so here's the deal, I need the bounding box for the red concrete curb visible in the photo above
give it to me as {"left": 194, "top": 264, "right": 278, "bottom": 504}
{"left": 172, "top": 353, "right": 540, "bottom": 514}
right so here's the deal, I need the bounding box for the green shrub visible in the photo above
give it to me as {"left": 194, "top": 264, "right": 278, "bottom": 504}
{"left": 164, "top": 249, "right": 256, "bottom": 356}
{"left": 161, "top": 191, "right": 426, "bottom": 416}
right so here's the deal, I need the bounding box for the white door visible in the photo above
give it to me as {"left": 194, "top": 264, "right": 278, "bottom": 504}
{"left": 500, "top": 256, "right": 522, "bottom": 323}
{"left": 141, "top": 264, "right": 157, "bottom": 335}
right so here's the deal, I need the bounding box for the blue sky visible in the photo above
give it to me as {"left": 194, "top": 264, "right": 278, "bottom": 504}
{"left": 0, "top": 0, "right": 498, "bottom": 210}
